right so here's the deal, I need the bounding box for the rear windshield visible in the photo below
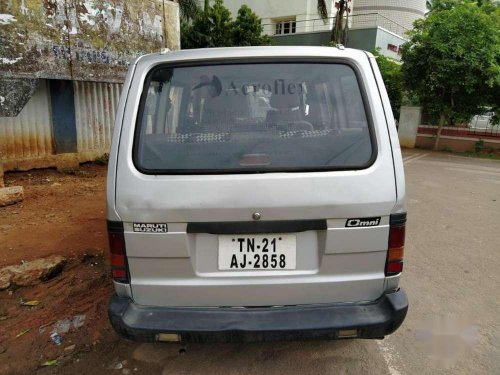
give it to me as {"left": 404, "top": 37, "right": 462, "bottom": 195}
{"left": 134, "top": 62, "right": 374, "bottom": 174}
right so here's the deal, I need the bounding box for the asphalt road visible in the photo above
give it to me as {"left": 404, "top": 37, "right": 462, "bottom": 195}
{"left": 57, "top": 150, "right": 500, "bottom": 375}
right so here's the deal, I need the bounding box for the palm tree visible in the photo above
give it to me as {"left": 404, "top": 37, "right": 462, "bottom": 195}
{"left": 176, "top": 0, "right": 201, "bottom": 22}
{"left": 317, "top": 0, "right": 351, "bottom": 44}
{"left": 317, "top": 0, "right": 329, "bottom": 21}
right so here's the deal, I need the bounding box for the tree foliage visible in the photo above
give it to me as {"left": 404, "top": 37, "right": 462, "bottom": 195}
{"left": 181, "top": 0, "right": 233, "bottom": 48}
{"left": 372, "top": 49, "right": 404, "bottom": 119}
{"left": 401, "top": 1, "right": 499, "bottom": 146}
{"left": 232, "top": 5, "right": 271, "bottom": 47}
{"left": 181, "top": 0, "right": 270, "bottom": 49}
{"left": 177, "top": 0, "right": 201, "bottom": 22}
{"left": 317, "top": 0, "right": 329, "bottom": 20}
{"left": 427, "top": 0, "right": 499, "bottom": 12}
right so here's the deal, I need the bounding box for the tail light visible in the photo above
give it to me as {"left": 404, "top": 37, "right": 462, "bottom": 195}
{"left": 107, "top": 221, "right": 129, "bottom": 283}
{"left": 385, "top": 213, "right": 406, "bottom": 276}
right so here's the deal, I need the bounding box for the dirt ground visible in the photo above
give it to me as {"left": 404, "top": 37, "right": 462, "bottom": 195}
{"left": 0, "top": 165, "right": 108, "bottom": 267}
{"left": 0, "top": 165, "right": 116, "bottom": 374}
{"left": 0, "top": 151, "right": 499, "bottom": 375}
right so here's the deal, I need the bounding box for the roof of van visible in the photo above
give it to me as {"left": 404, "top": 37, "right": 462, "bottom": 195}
{"left": 133, "top": 46, "right": 371, "bottom": 66}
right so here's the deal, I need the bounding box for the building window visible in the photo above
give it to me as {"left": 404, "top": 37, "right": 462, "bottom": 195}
{"left": 387, "top": 43, "right": 402, "bottom": 55}
{"left": 274, "top": 19, "right": 296, "bottom": 35}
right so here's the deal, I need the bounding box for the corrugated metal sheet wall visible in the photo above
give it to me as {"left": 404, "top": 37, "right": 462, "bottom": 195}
{"left": 0, "top": 80, "right": 54, "bottom": 161}
{"left": 0, "top": 80, "right": 123, "bottom": 165}
{"left": 74, "top": 81, "right": 122, "bottom": 153}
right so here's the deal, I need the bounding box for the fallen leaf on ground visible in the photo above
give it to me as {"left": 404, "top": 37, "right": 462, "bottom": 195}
{"left": 21, "top": 300, "right": 40, "bottom": 306}
{"left": 15, "top": 328, "right": 30, "bottom": 338}
{"left": 42, "top": 359, "right": 58, "bottom": 366}
{"left": 39, "top": 321, "right": 54, "bottom": 329}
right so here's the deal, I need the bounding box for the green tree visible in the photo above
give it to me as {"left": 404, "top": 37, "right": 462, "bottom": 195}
{"left": 232, "top": 5, "right": 271, "bottom": 46}
{"left": 372, "top": 49, "right": 404, "bottom": 119}
{"left": 401, "top": 3, "right": 500, "bottom": 150}
{"left": 427, "top": 0, "right": 499, "bottom": 12}
{"left": 181, "top": 0, "right": 270, "bottom": 49}
{"left": 178, "top": 0, "right": 202, "bottom": 49}
{"left": 181, "top": 0, "right": 234, "bottom": 49}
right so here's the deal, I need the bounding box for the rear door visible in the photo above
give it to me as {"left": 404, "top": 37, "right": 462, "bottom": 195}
{"left": 115, "top": 52, "right": 396, "bottom": 307}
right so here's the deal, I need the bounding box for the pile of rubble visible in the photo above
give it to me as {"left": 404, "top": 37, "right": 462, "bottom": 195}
{"left": 0, "top": 255, "right": 66, "bottom": 290}
{"left": 0, "top": 164, "right": 24, "bottom": 207}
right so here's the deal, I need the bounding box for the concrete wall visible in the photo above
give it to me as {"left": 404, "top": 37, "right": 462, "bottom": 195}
{"left": 271, "top": 30, "right": 378, "bottom": 49}
{"left": 416, "top": 135, "right": 500, "bottom": 152}
{"left": 0, "top": 0, "right": 180, "bottom": 117}
{"left": 271, "top": 31, "right": 332, "bottom": 46}
{"left": 353, "top": 0, "right": 426, "bottom": 31}
{"left": 398, "top": 106, "right": 421, "bottom": 148}
{"left": 0, "top": 0, "right": 180, "bottom": 83}
{"left": 413, "top": 124, "right": 500, "bottom": 152}
{"left": 271, "top": 27, "right": 400, "bottom": 61}
{"left": 374, "top": 27, "right": 405, "bottom": 60}
{"left": 346, "top": 28, "right": 378, "bottom": 52}
{"left": 0, "top": 0, "right": 181, "bottom": 176}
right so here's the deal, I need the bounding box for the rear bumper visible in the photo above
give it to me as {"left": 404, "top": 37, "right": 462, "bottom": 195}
{"left": 108, "top": 288, "right": 408, "bottom": 342}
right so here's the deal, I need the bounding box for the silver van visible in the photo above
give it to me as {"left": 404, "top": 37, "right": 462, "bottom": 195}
{"left": 107, "top": 46, "right": 408, "bottom": 342}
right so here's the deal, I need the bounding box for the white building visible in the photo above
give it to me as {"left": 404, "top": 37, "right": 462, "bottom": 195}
{"left": 200, "top": 0, "right": 427, "bottom": 59}
{"left": 353, "top": 0, "right": 427, "bottom": 32}
{"left": 201, "top": 0, "right": 425, "bottom": 35}
{"left": 200, "top": 0, "right": 338, "bottom": 34}
{"left": 209, "top": 0, "right": 338, "bottom": 35}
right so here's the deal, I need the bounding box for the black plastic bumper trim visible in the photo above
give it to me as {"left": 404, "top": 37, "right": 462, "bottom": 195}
{"left": 389, "top": 213, "right": 407, "bottom": 226}
{"left": 107, "top": 220, "right": 124, "bottom": 232}
{"left": 108, "top": 289, "right": 408, "bottom": 342}
{"left": 186, "top": 219, "right": 327, "bottom": 235}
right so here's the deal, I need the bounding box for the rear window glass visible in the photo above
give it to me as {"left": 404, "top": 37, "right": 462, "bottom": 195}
{"left": 134, "top": 62, "right": 374, "bottom": 173}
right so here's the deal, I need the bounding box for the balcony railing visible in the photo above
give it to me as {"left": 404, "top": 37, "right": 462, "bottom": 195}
{"left": 263, "top": 13, "right": 410, "bottom": 38}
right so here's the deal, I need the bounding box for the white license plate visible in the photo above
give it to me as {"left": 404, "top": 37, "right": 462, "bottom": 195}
{"left": 218, "top": 234, "right": 296, "bottom": 270}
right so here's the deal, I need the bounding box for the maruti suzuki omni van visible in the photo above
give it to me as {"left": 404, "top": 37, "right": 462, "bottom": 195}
{"left": 107, "top": 46, "right": 408, "bottom": 342}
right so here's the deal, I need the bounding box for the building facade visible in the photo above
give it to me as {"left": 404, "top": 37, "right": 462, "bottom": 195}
{"left": 0, "top": 0, "right": 180, "bottom": 174}
{"left": 202, "top": 0, "right": 426, "bottom": 59}
{"left": 211, "top": 0, "right": 338, "bottom": 35}
{"left": 353, "top": 0, "right": 427, "bottom": 32}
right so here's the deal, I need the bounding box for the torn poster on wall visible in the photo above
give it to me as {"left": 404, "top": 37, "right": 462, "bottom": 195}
{"left": 0, "top": 0, "right": 180, "bottom": 116}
